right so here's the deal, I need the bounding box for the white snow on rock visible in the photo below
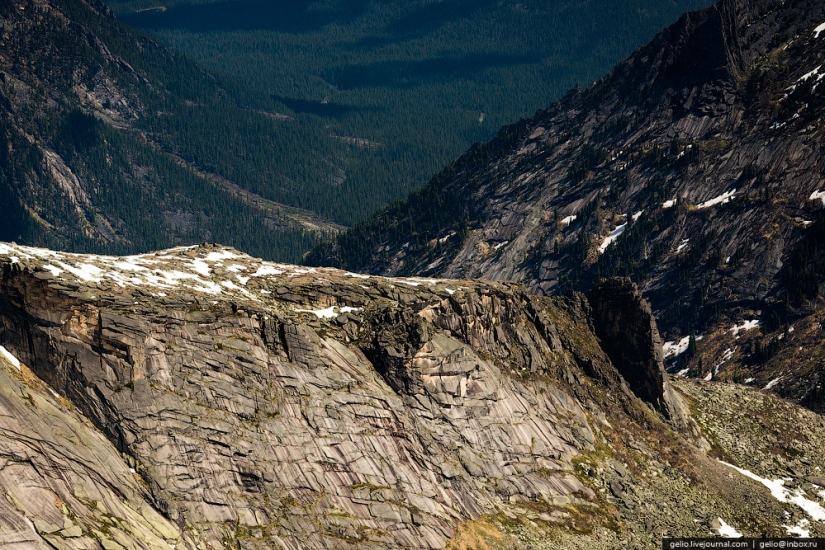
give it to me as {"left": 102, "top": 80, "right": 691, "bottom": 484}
{"left": 43, "top": 264, "right": 64, "bottom": 277}
{"left": 703, "top": 371, "right": 713, "bottom": 381}
{"left": 294, "top": 305, "right": 360, "bottom": 319}
{"left": 191, "top": 259, "right": 211, "bottom": 277}
{"left": 676, "top": 368, "right": 690, "bottom": 377}
{"left": 731, "top": 320, "right": 761, "bottom": 337}
{"left": 785, "top": 519, "right": 811, "bottom": 537}
{"left": 662, "top": 334, "right": 702, "bottom": 358}
{"left": 744, "top": 377, "right": 755, "bottom": 384}
{"left": 408, "top": 277, "right": 439, "bottom": 285}
{"left": 204, "top": 250, "right": 238, "bottom": 262}
{"left": 0, "top": 243, "right": 465, "bottom": 310}
{"left": 662, "top": 198, "right": 676, "bottom": 209}
{"left": 437, "top": 231, "right": 456, "bottom": 244}
{"left": 676, "top": 239, "right": 690, "bottom": 253}
{"left": 720, "top": 461, "right": 825, "bottom": 522}
{"left": 764, "top": 377, "right": 783, "bottom": 390}
{"left": 799, "top": 65, "right": 822, "bottom": 82}
{"left": 715, "top": 347, "right": 735, "bottom": 374}
{"left": 815, "top": 21, "right": 825, "bottom": 38}
{"left": 252, "top": 265, "right": 285, "bottom": 277}
{"left": 810, "top": 190, "right": 825, "bottom": 207}
{"left": 698, "top": 189, "right": 736, "bottom": 209}
{"left": 716, "top": 518, "right": 743, "bottom": 538}
{"left": 0, "top": 345, "right": 21, "bottom": 371}
{"left": 599, "top": 223, "right": 627, "bottom": 253}
{"left": 294, "top": 306, "right": 339, "bottom": 319}
{"left": 560, "top": 215, "right": 577, "bottom": 226}
{"left": 632, "top": 210, "right": 644, "bottom": 222}
{"left": 663, "top": 337, "right": 689, "bottom": 358}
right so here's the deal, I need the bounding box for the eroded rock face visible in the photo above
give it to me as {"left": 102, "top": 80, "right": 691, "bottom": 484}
{"left": 0, "top": 348, "right": 187, "bottom": 549}
{"left": 3, "top": 243, "right": 825, "bottom": 548}
{"left": 0, "top": 243, "right": 660, "bottom": 549}
{"left": 587, "top": 278, "right": 688, "bottom": 424}
{"left": 305, "top": 0, "right": 825, "bottom": 406}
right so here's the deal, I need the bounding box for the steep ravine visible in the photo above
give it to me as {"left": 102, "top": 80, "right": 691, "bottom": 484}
{"left": 305, "top": 0, "right": 825, "bottom": 409}
{"left": 0, "top": 243, "right": 824, "bottom": 549}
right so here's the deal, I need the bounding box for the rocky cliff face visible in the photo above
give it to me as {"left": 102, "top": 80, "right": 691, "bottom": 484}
{"left": 306, "top": 0, "right": 825, "bottom": 408}
{"left": 587, "top": 278, "right": 687, "bottom": 424}
{"left": 1, "top": 243, "right": 824, "bottom": 548}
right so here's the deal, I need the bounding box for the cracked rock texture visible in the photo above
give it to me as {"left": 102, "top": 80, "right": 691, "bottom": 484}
{"left": 0, "top": 243, "right": 823, "bottom": 549}
{"left": 307, "top": 0, "right": 825, "bottom": 409}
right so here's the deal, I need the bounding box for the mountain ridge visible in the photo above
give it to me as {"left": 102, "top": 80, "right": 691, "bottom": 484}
{"left": 1, "top": 242, "right": 825, "bottom": 547}
{"left": 306, "top": 0, "right": 825, "bottom": 409}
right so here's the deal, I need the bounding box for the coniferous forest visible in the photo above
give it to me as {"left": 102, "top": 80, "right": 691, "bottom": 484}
{"left": 1, "top": 0, "right": 712, "bottom": 261}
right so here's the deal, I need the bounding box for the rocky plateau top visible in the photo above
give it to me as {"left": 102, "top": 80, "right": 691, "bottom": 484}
{"left": 0, "top": 243, "right": 824, "bottom": 549}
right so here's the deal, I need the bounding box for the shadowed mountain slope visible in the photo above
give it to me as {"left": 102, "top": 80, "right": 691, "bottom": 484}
{"left": 307, "top": 0, "right": 825, "bottom": 409}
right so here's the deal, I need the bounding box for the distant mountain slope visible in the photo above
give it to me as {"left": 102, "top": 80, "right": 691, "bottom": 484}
{"left": 0, "top": 0, "right": 334, "bottom": 262}
{"left": 109, "top": 0, "right": 713, "bottom": 225}
{"left": 306, "top": 0, "right": 825, "bottom": 409}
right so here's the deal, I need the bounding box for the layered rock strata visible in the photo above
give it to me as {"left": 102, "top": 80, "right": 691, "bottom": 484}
{"left": 2, "top": 243, "right": 823, "bottom": 549}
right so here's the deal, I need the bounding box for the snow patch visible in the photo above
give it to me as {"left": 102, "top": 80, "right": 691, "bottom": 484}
{"left": 799, "top": 65, "right": 822, "bottom": 83}
{"left": 744, "top": 377, "right": 755, "bottom": 383}
{"left": 720, "top": 462, "right": 825, "bottom": 522}
{"left": 294, "top": 305, "right": 360, "bottom": 319}
{"left": 731, "top": 320, "right": 760, "bottom": 337}
{"left": 764, "top": 377, "right": 783, "bottom": 390}
{"left": 632, "top": 210, "right": 643, "bottom": 222}
{"left": 703, "top": 371, "right": 713, "bottom": 381}
{"left": 560, "top": 215, "right": 577, "bottom": 226}
{"left": 698, "top": 189, "right": 736, "bottom": 209}
{"left": 676, "top": 239, "right": 690, "bottom": 253}
{"left": 815, "top": 21, "right": 825, "bottom": 39}
{"left": 676, "top": 368, "right": 690, "bottom": 377}
{"left": 809, "top": 190, "right": 825, "bottom": 207}
{"left": 599, "top": 223, "right": 627, "bottom": 254}
{"left": 0, "top": 345, "right": 21, "bottom": 371}
{"left": 716, "top": 518, "right": 743, "bottom": 538}
{"left": 191, "top": 259, "right": 211, "bottom": 277}
{"left": 662, "top": 198, "right": 676, "bottom": 209}
{"left": 662, "top": 335, "right": 702, "bottom": 358}
{"left": 42, "top": 265, "right": 63, "bottom": 277}
{"left": 252, "top": 265, "right": 284, "bottom": 277}
{"left": 205, "top": 250, "right": 238, "bottom": 262}
{"left": 715, "top": 347, "right": 735, "bottom": 374}
{"left": 408, "top": 277, "right": 438, "bottom": 285}
{"left": 344, "top": 272, "right": 370, "bottom": 279}
{"left": 438, "top": 231, "right": 456, "bottom": 244}
{"left": 785, "top": 519, "right": 811, "bottom": 537}
{"left": 294, "top": 306, "right": 338, "bottom": 319}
